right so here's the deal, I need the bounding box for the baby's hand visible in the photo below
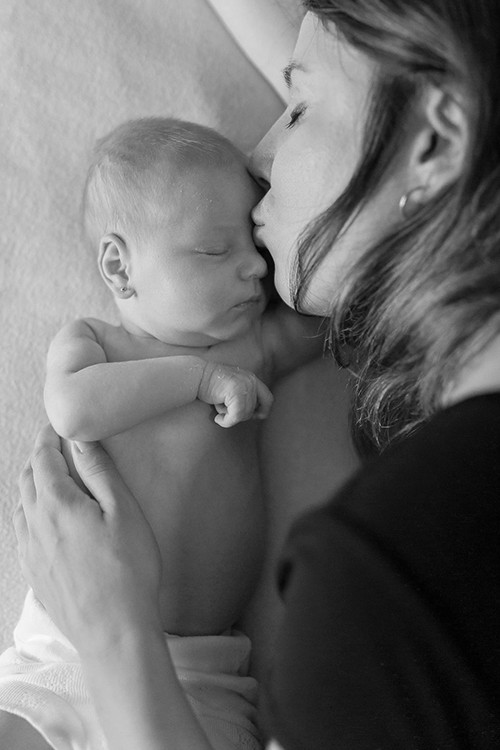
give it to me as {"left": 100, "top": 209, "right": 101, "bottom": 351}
{"left": 198, "top": 362, "right": 274, "bottom": 427}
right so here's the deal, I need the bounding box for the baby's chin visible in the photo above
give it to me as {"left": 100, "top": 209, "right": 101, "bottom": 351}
{"left": 222, "top": 310, "right": 263, "bottom": 342}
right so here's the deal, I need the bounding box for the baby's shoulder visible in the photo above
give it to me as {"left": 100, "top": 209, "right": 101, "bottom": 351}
{"left": 52, "top": 317, "right": 125, "bottom": 354}
{"left": 55, "top": 318, "right": 114, "bottom": 343}
{"left": 55, "top": 316, "right": 111, "bottom": 338}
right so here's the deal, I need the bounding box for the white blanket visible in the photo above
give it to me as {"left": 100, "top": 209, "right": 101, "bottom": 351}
{"left": 0, "top": 591, "right": 260, "bottom": 750}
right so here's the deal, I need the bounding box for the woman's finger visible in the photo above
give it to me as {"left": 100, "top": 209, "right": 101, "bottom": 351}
{"left": 30, "top": 424, "right": 71, "bottom": 499}
{"left": 18, "top": 456, "right": 37, "bottom": 510}
{"left": 12, "top": 501, "right": 28, "bottom": 547}
{"left": 12, "top": 501, "right": 33, "bottom": 588}
{"left": 32, "top": 422, "right": 67, "bottom": 464}
{"left": 33, "top": 421, "right": 63, "bottom": 450}
{"left": 255, "top": 379, "right": 274, "bottom": 418}
{"left": 71, "top": 441, "right": 139, "bottom": 515}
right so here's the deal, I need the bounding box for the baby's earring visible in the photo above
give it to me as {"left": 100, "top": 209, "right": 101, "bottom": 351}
{"left": 117, "top": 284, "right": 134, "bottom": 298}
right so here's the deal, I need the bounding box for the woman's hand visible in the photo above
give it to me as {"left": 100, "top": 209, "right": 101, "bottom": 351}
{"left": 14, "top": 424, "right": 163, "bottom": 657}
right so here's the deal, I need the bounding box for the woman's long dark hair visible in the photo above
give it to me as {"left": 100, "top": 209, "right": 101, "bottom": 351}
{"left": 295, "top": 0, "right": 500, "bottom": 456}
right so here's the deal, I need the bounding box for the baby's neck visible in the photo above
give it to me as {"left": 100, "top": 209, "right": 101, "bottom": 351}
{"left": 119, "top": 318, "right": 212, "bottom": 355}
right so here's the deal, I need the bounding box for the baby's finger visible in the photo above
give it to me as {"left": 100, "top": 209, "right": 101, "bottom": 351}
{"left": 213, "top": 404, "right": 235, "bottom": 427}
{"left": 220, "top": 401, "right": 244, "bottom": 427}
{"left": 217, "top": 392, "right": 250, "bottom": 427}
{"left": 214, "top": 413, "right": 233, "bottom": 428}
{"left": 254, "top": 380, "right": 274, "bottom": 418}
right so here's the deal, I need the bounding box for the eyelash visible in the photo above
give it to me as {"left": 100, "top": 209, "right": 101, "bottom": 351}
{"left": 285, "top": 104, "right": 305, "bottom": 129}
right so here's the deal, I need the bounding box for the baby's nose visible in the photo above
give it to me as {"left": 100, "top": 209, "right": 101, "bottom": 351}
{"left": 241, "top": 248, "right": 268, "bottom": 280}
{"left": 250, "top": 249, "right": 268, "bottom": 279}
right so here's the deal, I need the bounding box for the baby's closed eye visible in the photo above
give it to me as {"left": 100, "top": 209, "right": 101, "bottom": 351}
{"left": 194, "top": 245, "right": 229, "bottom": 256}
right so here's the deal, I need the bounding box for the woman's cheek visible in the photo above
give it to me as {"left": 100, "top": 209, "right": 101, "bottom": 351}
{"left": 274, "top": 144, "right": 340, "bottom": 225}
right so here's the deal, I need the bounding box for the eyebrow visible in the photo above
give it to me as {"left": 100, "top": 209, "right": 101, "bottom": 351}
{"left": 282, "top": 61, "right": 306, "bottom": 89}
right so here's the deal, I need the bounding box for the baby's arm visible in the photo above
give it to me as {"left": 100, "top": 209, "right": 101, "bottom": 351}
{"left": 45, "top": 319, "right": 273, "bottom": 441}
{"left": 45, "top": 319, "right": 208, "bottom": 441}
{"left": 262, "top": 302, "right": 325, "bottom": 380}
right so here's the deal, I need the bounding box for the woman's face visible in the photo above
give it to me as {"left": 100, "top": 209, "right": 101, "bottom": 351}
{"left": 250, "top": 13, "right": 399, "bottom": 315}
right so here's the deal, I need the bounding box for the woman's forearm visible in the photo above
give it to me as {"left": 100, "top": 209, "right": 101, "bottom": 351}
{"left": 82, "top": 625, "right": 214, "bottom": 750}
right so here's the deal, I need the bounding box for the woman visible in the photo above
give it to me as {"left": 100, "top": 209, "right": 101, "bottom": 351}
{"left": 12, "top": 1, "right": 500, "bottom": 747}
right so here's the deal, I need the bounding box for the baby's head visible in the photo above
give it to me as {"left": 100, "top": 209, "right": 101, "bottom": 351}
{"left": 83, "top": 117, "right": 247, "bottom": 249}
{"left": 83, "top": 118, "right": 267, "bottom": 346}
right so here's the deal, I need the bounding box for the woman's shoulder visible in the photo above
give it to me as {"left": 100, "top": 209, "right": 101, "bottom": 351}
{"left": 281, "top": 391, "right": 500, "bottom": 593}
{"left": 270, "top": 395, "right": 500, "bottom": 750}
{"left": 339, "top": 390, "right": 500, "bottom": 516}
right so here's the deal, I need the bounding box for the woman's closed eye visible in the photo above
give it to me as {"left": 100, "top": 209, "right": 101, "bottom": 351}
{"left": 285, "top": 104, "right": 306, "bottom": 129}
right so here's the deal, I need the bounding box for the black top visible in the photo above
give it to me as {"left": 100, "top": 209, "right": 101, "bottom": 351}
{"left": 262, "top": 394, "right": 500, "bottom": 749}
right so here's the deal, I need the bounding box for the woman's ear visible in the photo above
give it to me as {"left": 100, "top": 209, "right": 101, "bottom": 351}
{"left": 405, "top": 85, "right": 469, "bottom": 205}
{"left": 98, "top": 233, "right": 135, "bottom": 299}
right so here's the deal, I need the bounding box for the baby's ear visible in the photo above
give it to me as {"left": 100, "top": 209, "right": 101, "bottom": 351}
{"left": 98, "top": 233, "right": 134, "bottom": 299}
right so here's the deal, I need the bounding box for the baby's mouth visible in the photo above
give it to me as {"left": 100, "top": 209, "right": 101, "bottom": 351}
{"left": 233, "top": 294, "right": 262, "bottom": 309}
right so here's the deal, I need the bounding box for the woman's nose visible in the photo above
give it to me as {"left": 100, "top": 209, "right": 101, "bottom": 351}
{"left": 248, "top": 131, "right": 273, "bottom": 192}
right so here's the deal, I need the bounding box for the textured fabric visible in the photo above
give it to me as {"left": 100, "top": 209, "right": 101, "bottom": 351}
{"left": 0, "top": 591, "right": 261, "bottom": 750}
{"left": 262, "top": 393, "right": 500, "bottom": 750}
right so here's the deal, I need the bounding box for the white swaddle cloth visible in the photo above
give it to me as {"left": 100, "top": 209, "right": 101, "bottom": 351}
{"left": 0, "top": 590, "right": 261, "bottom": 750}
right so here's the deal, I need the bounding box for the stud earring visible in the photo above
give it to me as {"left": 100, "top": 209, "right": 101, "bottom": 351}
{"left": 117, "top": 285, "right": 134, "bottom": 298}
{"left": 398, "top": 185, "right": 426, "bottom": 219}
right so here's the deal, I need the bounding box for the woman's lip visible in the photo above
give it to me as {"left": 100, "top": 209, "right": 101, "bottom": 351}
{"left": 251, "top": 207, "right": 264, "bottom": 226}
{"left": 252, "top": 224, "right": 266, "bottom": 246}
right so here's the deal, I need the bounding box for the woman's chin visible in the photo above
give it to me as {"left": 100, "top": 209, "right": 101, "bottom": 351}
{"left": 273, "top": 278, "right": 295, "bottom": 309}
{"left": 306, "top": 300, "right": 330, "bottom": 316}
{"left": 300, "top": 295, "right": 331, "bottom": 317}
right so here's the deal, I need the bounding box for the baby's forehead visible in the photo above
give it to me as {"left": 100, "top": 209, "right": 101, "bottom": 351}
{"left": 167, "top": 145, "right": 248, "bottom": 175}
{"left": 148, "top": 158, "right": 257, "bottom": 237}
{"left": 156, "top": 153, "right": 253, "bottom": 195}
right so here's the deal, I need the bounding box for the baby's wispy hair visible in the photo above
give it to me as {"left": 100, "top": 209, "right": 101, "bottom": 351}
{"left": 82, "top": 117, "right": 245, "bottom": 248}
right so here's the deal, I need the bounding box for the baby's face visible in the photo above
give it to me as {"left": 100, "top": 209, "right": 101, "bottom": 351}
{"left": 128, "top": 161, "right": 267, "bottom": 346}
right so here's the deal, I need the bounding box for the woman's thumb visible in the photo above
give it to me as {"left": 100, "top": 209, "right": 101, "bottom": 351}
{"left": 71, "top": 440, "right": 128, "bottom": 512}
